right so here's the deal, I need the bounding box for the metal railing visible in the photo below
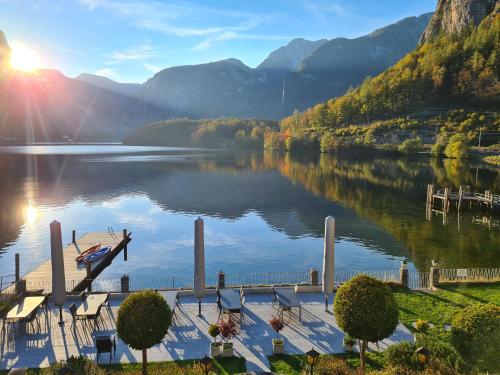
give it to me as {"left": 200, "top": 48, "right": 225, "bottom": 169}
{"left": 439, "top": 268, "right": 500, "bottom": 283}
{"left": 0, "top": 274, "right": 16, "bottom": 295}
{"left": 334, "top": 269, "right": 400, "bottom": 284}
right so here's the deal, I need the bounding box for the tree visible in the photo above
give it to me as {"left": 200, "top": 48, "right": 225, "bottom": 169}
{"left": 334, "top": 275, "right": 399, "bottom": 372}
{"left": 451, "top": 303, "right": 500, "bottom": 372}
{"left": 117, "top": 290, "right": 172, "bottom": 375}
{"left": 444, "top": 134, "right": 469, "bottom": 159}
{"left": 398, "top": 137, "right": 423, "bottom": 154}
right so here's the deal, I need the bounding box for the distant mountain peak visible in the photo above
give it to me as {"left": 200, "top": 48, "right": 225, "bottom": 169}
{"left": 257, "top": 38, "right": 327, "bottom": 71}
{"left": 420, "top": 0, "right": 498, "bottom": 44}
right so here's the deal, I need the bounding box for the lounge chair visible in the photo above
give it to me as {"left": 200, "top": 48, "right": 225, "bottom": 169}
{"left": 272, "top": 287, "right": 302, "bottom": 322}
{"left": 158, "top": 290, "right": 180, "bottom": 322}
{"left": 217, "top": 287, "right": 244, "bottom": 323}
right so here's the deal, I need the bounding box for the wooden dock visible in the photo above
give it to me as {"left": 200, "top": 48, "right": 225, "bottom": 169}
{"left": 426, "top": 184, "right": 499, "bottom": 212}
{"left": 6, "top": 230, "right": 131, "bottom": 295}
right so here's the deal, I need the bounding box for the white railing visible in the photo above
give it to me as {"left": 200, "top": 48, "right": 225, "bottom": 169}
{"left": 439, "top": 268, "right": 500, "bottom": 283}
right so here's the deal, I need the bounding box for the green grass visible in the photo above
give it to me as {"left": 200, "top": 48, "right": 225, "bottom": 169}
{"left": 393, "top": 283, "right": 500, "bottom": 329}
{"left": 268, "top": 352, "right": 385, "bottom": 374}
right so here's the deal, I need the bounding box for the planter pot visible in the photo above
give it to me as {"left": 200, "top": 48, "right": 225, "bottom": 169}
{"left": 272, "top": 340, "right": 284, "bottom": 354}
{"left": 210, "top": 344, "right": 222, "bottom": 357}
{"left": 222, "top": 345, "right": 234, "bottom": 358}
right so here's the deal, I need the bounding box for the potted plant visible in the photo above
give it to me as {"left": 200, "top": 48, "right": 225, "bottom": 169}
{"left": 208, "top": 323, "right": 221, "bottom": 357}
{"left": 218, "top": 319, "right": 237, "bottom": 357}
{"left": 269, "top": 317, "right": 285, "bottom": 354}
{"left": 343, "top": 335, "right": 356, "bottom": 352}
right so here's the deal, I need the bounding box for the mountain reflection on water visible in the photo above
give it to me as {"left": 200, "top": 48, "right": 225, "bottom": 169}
{"left": 0, "top": 145, "right": 498, "bottom": 280}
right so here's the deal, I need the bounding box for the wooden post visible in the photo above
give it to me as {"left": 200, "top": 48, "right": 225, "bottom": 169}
{"left": 121, "top": 275, "right": 130, "bottom": 293}
{"left": 458, "top": 186, "right": 463, "bottom": 211}
{"left": 217, "top": 271, "right": 225, "bottom": 289}
{"left": 443, "top": 188, "right": 450, "bottom": 212}
{"left": 123, "top": 229, "right": 128, "bottom": 261}
{"left": 86, "top": 262, "right": 92, "bottom": 292}
{"left": 15, "top": 253, "right": 20, "bottom": 282}
{"left": 72, "top": 230, "right": 76, "bottom": 243}
{"left": 399, "top": 261, "right": 408, "bottom": 288}
{"left": 310, "top": 268, "right": 319, "bottom": 286}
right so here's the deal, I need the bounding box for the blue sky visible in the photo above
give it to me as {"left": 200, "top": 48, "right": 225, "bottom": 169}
{"left": 0, "top": 0, "right": 437, "bottom": 83}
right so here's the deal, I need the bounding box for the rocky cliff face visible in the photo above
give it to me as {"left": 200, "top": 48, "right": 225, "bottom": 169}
{"left": 420, "top": 0, "right": 498, "bottom": 44}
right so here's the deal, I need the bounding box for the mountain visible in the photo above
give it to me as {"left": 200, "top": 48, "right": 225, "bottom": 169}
{"left": 143, "top": 14, "right": 431, "bottom": 119}
{"left": 257, "top": 38, "right": 327, "bottom": 71}
{"left": 0, "top": 69, "right": 173, "bottom": 143}
{"left": 143, "top": 58, "right": 285, "bottom": 119}
{"left": 76, "top": 73, "right": 144, "bottom": 98}
{"left": 420, "top": 0, "right": 498, "bottom": 44}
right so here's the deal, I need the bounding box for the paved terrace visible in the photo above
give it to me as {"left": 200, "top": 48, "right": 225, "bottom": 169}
{"left": 1, "top": 292, "right": 412, "bottom": 372}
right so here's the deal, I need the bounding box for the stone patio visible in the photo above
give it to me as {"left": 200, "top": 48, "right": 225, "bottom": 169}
{"left": 1, "top": 292, "right": 413, "bottom": 372}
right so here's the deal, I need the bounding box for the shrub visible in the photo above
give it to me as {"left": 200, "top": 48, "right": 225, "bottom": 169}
{"left": 417, "top": 330, "right": 463, "bottom": 371}
{"left": 451, "top": 303, "right": 500, "bottom": 372}
{"left": 444, "top": 134, "right": 469, "bottom": 159}
{"left": 315, "top": 356, "right": 360, "bottom": 375}
{"left": 49, "top": 356, "right": 105, "bottom": 375}
{"left": 334, "top": 275, "right": 399, "bottom": 371}
{"left": 431, "top": 133, "right": 448, "bottom": 156}
{"left": 208, "top": 323, "right": 220, "bottom": 344}
{"left": 384, "top": 342, "right": 417, "bottom": 369}
{"left": 398, "top": 137, "right": 423, "bottom": 154}
{"left": 117, "top": 290, "right": 172, "bottom": 375}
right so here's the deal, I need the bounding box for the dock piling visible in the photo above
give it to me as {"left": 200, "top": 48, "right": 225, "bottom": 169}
{"left": 86, "top": 262, "right": 92, "bottom": 292}
{"left": 72, "top": 230, "right": 76, "bottom": 243}
{"left": 15, "top": 253, "right": 20, "bottom": 282}
{"left": 123, "top": 229, "right": 128, "bottom": 261}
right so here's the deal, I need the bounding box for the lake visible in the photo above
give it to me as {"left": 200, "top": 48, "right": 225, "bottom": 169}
{"left": 0, "top": 145, "right": 498, "bottom": 286}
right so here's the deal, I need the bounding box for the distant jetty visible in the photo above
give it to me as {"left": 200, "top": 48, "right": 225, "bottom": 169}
{"left": 426, "top": 184, "right": 499, "bottom": 212}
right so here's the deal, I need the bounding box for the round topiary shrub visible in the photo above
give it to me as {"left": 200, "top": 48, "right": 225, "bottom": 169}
{"left": 117, "top": 290, "right": 172, "bottom": 375}
{"left": 334, "top": 275, "right": 399, "bottom": 371}
{"left": 451, "top": 303, "right": 500, "bottom": 372}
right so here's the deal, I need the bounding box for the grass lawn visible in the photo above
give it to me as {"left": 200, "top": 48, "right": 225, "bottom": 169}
{"left": 392, "top": 283, "right": 500, "bottom": 329}
{"left": 268, "top": 352, "right": 385, "bottom": 374}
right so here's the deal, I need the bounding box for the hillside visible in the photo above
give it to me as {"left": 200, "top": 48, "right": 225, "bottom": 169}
{"left": 276, "top": 9, "right": 500, "bottom": 153}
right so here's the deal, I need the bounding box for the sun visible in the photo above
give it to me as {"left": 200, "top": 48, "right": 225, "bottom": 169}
{"left": 10, "top": 45, "right": 41, "bottom": 72}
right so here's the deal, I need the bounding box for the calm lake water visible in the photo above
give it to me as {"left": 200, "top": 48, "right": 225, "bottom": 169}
{"left": 0, "top": 145, "right": 498, "bottom": 284}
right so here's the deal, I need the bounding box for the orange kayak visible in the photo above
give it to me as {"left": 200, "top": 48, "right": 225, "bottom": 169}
{"left": 76, "top": 243, "right": 101, "bottom": 262}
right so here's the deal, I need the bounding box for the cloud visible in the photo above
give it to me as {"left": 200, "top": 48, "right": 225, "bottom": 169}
{"left": 95, "top": 67, "right": 120, "bottom": 80}
{"left": 143, "top": 63, "right": 162, "bottom": 73}
{"left": 304, "top": 1, "right": 350, "bottom": 22}
{"left": 106, "top": 44, "right": 156, "bottom": 64}
{"left": 193, "top": 32, "right": 290, "bottom": 51}
{"left": 80, "top": 0, "right": 277, "bottom": 49}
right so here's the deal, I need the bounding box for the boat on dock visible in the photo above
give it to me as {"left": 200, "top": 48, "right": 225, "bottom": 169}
{"left": 75, "top": 243, "right": 101, "bottom": 262}
{"left": 83, "top": 245, "right": 112, "bottom": 263}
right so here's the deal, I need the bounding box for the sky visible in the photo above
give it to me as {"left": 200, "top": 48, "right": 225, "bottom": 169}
{"left": 0, "top": 0, "right": 437, "bottom": 83}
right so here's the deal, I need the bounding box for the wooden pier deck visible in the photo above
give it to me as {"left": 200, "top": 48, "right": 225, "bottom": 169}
{"left": 6, "top": 231, "right": 131, "bottom": 294}
{"left": 426, "top": 184, "right": 499, "bottom": 211}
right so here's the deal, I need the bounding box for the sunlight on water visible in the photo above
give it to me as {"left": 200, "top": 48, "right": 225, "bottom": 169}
{"left": 24, "top": 205, "right": 39, "bottom": 225}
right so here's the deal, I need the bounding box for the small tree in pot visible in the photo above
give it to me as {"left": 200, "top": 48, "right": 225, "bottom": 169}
{"left": 269, "top": 316, "right": 285, "bottom": 354}
{"left": 208, "top": 323, "right": 221, "bottom": 357}
{"left": 218, "top": 319, "right": 237, "bottom": 357}
{"left": 343, "top": 335, "right": 356, "bottom": 352}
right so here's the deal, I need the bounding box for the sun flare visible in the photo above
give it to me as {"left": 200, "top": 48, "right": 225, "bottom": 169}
{"left": 24, "top": 205, "right": 39, "bottom": 224}
{"left": 10, "top": 45, "right": 40, "bottom": 72}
